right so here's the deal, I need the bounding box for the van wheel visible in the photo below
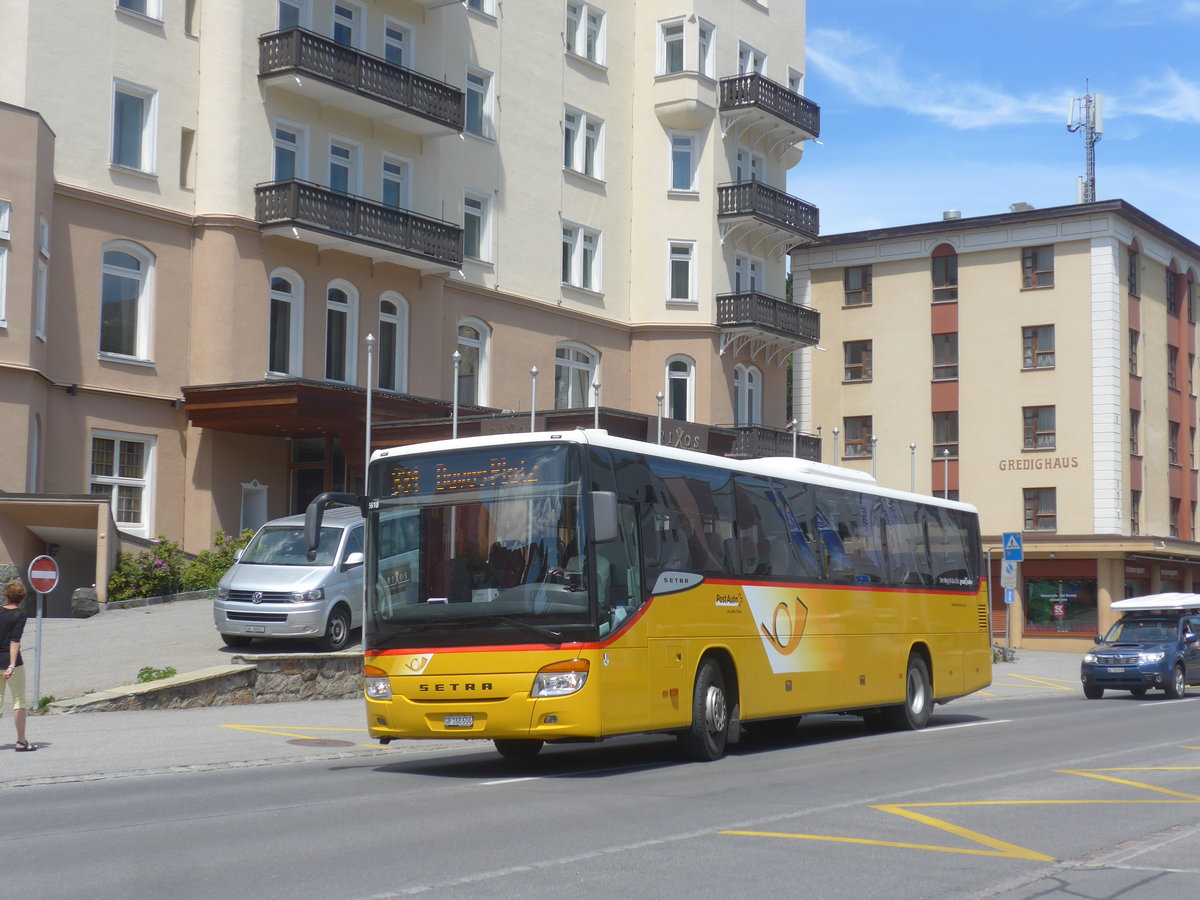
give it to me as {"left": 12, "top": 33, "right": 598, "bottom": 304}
{"left": 319, "top": 607, "right": 350, "bottom": 652}
{"left": 494, "top": 740, "right": 544, "bottom": 760}
{"left": 221, "top": 634, "right": 252, "bottom": 648}
{"left": 883, "top": 655, "right": 933, "bottom": 730}
{"left": 1165, "top": 664, "right": 1187, "bottom": 700}
{"left": 678, "top": 658, "right": 731, "bottom": 761}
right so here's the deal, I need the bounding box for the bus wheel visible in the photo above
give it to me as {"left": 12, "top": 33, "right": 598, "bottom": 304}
{"left": 494, "top": 739, "right": 544, "bottom": 760}
{"left": 679, "top": 659, "right": 731, "bottom": 761}
{"left": 883, "top": 655, "right": 932, "bottom": 730}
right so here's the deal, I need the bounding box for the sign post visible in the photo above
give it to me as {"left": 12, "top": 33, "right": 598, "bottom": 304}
{"left": 27, "top": 555, "right": 59, "bottom": 709}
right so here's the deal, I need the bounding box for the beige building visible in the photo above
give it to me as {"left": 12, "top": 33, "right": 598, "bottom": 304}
{"left": 0, "top": 0, "right": 821, "bottom": 612}
{"left": 792, "top": 200, "right": 1200, "bottom": 651}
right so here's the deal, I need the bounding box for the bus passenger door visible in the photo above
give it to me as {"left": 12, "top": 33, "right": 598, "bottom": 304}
{"left": 600, "top": 503, "right": 649, "bottom": 734}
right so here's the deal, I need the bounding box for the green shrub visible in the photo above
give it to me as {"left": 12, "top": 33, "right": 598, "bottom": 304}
{"left": 179, "top": 528, "right": 254, "bottom": 592}
{"left": 136, "top": 666, "right": 177, "bottom": 683}
{"left": 107, "top": 528, "right": 253, "bottom": 602}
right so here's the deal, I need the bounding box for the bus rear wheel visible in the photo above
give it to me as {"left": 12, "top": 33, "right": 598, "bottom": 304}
{"left": 494, "top": 739, "right": 544, "bottom": 760}
{"left": 883, "top": 654, "right": 933, "bottom": 730}
{"left": 678, "top": 659, "right": 731, "bottom": 761}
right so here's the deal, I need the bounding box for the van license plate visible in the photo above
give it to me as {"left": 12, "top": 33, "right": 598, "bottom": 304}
{"left": 1106, "top": 666, "right": 1124, "bottom": 673}
{"left": 245, "top": 625, "right": 266, "bottom": 633}
{"left": 444, "top": 715, "right": 474, "bottom": 728}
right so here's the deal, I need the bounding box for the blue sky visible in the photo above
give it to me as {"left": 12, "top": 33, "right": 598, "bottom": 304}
{"left": 790, "top": 0, "right": 1200, "bottom": 239}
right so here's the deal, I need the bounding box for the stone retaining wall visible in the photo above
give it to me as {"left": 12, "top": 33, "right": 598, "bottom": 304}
{"left": 49, "top": 653, "right": 361, "bottom": 713}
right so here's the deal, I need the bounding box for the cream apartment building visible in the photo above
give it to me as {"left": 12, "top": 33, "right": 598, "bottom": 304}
{"left": 792, "top": 200, "right": 1200, "bottom": 651}
{"left": 0, "top": 0, "right": 821, "bottom": 611}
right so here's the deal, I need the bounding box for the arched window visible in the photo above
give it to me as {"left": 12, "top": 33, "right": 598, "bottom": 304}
{"left": 100, "top": 241, "right": 154, "bottom": 360}
{"left": 665, "top": 355, "right": 694, "bottom": 421}
{"left": 554, "top": 343, "right": 599, "bottom": 409}
{"left": 733, "top": 363, "right": 761, "bottom": 426}
{"left": 931, "top": 243, "right": 957, "bottom": 302}
{"left": 268, "top": 269, "right": 304, "bottom": 376}
{"left": 457, "top": 318, "right": 490, "bottom": 406}
{"left": 325, "top": 280, "right": 358, "bottom": 383}
{"left": 377, "top": 292, "right": 409, "bottom": 392}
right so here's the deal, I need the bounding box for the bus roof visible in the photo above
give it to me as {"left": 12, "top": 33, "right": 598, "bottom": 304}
{"left": 1111, "top": 593, "right": 1200, "bottom": 612}
{"left": 372, "top": 428, "right": 977, "bottom": 514}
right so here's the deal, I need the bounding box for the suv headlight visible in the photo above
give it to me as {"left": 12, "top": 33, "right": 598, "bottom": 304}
{"left": 531, "top": 659, "right": 590, "bottom": 697}
{"left": 1139, "top": 651, "right": 1165, "bottom": 663}
{"left": 1082, "top": 652, "right": 1097, "bottom": 664}
{"left": 290, "top": 587, "right": 324, "bottom": 603}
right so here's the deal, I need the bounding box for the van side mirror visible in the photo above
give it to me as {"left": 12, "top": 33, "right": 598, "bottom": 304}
{"left": 591, "top": 491, "right": 619, "bottom": 544}
{"left": 234, "top": 548, "right": 244, "bottom": 562}
{"left": 343, "top": 551, "right": 364, "bottom": 569}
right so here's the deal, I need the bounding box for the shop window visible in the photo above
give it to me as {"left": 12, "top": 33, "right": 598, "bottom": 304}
{"left": 1025, "top": 578, "right": 1096, "bottom": 634}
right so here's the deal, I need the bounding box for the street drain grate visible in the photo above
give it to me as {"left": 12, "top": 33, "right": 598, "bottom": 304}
{"left": 287, "top": 738, "right": 356, "bottom": 748}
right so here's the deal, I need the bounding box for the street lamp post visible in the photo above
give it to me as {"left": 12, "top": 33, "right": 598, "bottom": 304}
{"left": 529, "top": 366, "right": 538, "bottom": 433}
{"left": 943, "top": 447, "right": 950, "bottom": 498}
{"left": 909, "top": 442, "right": 916, "bottom": 492}
{"left": 870, "top": 434, "right": 878, "bottom": 479}
{"left": 832, "top": 426, "right": 840, "bottom": 462}
{"left": 593, "top": 380, "right": 601, "bottom": 430}
{"left": 655, "top": 392, "right": 664, "bottom": 445}
{"left": 789, "top": 418, "right": 798, "bottom": 458}
{"left": 452, "top": 350, "right": 461, "bottom": 440}
{"left": 364, "top": 333, "right": 375, "bottom": 491}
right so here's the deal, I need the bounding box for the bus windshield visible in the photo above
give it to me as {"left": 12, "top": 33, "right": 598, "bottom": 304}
{"left": 368, "top": 444, "right": 593, "bottom": 644}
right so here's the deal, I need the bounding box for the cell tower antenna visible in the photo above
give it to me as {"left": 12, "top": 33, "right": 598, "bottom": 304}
{"left": 1067, "top": 79, "right": 1103, "bottom": 203}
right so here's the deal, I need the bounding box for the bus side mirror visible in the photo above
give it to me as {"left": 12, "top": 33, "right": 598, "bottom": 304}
{"left": 591, "top": 491, "right": 619, "bottom": 544}
{"left": 305, "top": 491, "right": 365, "bottom": 560}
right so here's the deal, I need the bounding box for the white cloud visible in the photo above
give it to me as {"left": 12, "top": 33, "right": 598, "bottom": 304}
{"left": 1130, "top": 71, "right": 1200, "bottom": 124}
{"left": 807, "top": 28, "right": 1069, "bottom": 129}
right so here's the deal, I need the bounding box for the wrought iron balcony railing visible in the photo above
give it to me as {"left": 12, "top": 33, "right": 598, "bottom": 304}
{"left": 718, "top": 73, "right": 821, "bottom": 139}
{"left": 717, "top": 181, "right": 819, "bottom": 241}
{"left": 255, "top": 180, "right": 462, "bottom": 269}
{"left": 259, "top": 27, "right": 464, "bottom": 132}
{"left": 716, "top": 291, "right": 820, "bottom": 344}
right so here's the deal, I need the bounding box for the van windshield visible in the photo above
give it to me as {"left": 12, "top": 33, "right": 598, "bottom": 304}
{"left": 242, "top": 525, "right": 342, "bottom": 566}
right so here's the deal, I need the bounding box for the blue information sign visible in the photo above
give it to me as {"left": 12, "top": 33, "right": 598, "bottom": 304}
{"left": 1002, "top": 532, "right": 1024, "bottom": 562}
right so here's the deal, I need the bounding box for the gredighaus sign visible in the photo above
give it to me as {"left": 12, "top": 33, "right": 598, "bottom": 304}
{"left": 998, "top": 456, "right": 1080, "bottom": 471}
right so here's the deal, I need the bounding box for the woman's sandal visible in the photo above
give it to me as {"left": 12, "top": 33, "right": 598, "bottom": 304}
{"left": 15, "top": 740, "right": 37, "bottom": 752}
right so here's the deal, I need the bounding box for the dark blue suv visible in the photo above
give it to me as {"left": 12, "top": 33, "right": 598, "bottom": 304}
{"left": 1081, "top": 598, "right": 1200, "bottom": 700}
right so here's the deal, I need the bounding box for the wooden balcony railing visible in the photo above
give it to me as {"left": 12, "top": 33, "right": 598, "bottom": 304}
{"left": 717, "top": 181, "right": 819, "bottom": 240}
{"left": 718, "top": 73, "right": 821, "bottom": 139}
{"left": 724, "top": 424, "right": 821, "bottom": 461}
{"left": 716, "top": 291, "right": 820, "bottom": 344}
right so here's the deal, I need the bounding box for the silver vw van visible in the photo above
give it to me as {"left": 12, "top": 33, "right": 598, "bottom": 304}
{"left": 213, "top": 506, "right": 365, "bottom": 651}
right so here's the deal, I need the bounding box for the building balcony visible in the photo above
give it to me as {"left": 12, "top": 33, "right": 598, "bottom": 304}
{"left": 716, "top": 291, "right": 820, "bottom": 363}
{"left": 258, "top": 28, "right": 463, "bottom": 136}
{"left": 724, "top": 424, "right": 821, "bottom": 462}
{"left": 717, "top": 181, "right": 819, "bottom": 258}
{"left": 255, "top": 180, "right": 462, "bottom": 272}
{"left": 719, "top": 73, "right": 820, "bottom": 162}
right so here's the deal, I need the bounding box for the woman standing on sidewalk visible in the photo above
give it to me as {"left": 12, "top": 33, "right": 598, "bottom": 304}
{"left": 1, "top": 580, "right": 36, "bottom": 751}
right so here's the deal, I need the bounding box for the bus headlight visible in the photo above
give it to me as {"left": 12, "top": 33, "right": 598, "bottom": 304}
{"left": 531, "top": 659, "right": 590, "bottom": 697}
{"left": 364, "top": 664, "right": 392, "bottom": 700}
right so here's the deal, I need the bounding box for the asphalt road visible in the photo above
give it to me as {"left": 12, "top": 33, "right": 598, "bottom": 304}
{"left": 9, "top": 686, "right": 1200, "bottom": 899}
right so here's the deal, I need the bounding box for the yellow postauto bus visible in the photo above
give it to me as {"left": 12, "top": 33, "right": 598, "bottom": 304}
{"left": 307, "top": 429, "right": 991, "bottom": 761}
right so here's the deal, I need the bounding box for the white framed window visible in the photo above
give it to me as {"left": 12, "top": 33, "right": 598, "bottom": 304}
{"left": 117, "top": 0, "right": 162, "bottom": 21}
{"left": 328, "top": 137, "right": 360, "bottom": 195}
{"left": 562, "top": 223, "right": 601, "bottom": 291}
{"left": 563, "top": 108, "right": 603, "bottom": 179}
{"left": 659, "top": 19, "right": 685, "bottom": 74}
{"left": 698, "top": 20, "right": 715, "bottom": 78}
{"left": 554, "top": 343, "right": 599, "bottom": 409}
{"left": 382, "top": 155, "right": 411, "bottom": 210}
{"left": 734, "top": 253, "right": 763, "bottom": 293}
{"left": 38, "top": 216, "right": 50, "bottom": 259}
{"left": 565, "top": 2, "right": 605, "bottom": 65}
{"left": 383, "top": 18, "right": 413, "bottom": 67}
{"left": 0, "top": 199, "right": 9, "bottom": 239}
{"left": 668, "top": 241, "right": 695, "bottom": 303}
{"left": 100, "top": 241, "right": 154, "bottom": 360}
{"left": 377, "top": 293, "right": 409, "bottom": 393}
{"left": 463, "top": 192, "right": 491, "bottom": 261}
{"left": 466, "top": 0, "right": 496, "bottom": 16}
{"left": 90, "top": 431, "right": 155, "bottom": 538}
{"left": 738, "top": 42, "right": 766, "bottom": 75}
{"left": 788, "top": 68, "right": 804, "bottom": 94}
{"left": 332, "top": 1, "right": 362, "bottom": 48}
{"left": 735, "top": 146, "right": 764, "bottom": 182}
{"left": 465, "top": 67, "right": 494, "bottom": 138}
{"left": 666, "top": 356, "right": 695, "bottom": 421}
{"left": 273, "top": 120, "right": 306, "bottom": 181}
{"left": 669, "top": 131, "right": 697, "bottom": 192}
{"left": 35, "top": 260, "right": 47, "bottom": 341}
{"left": 0, "top": 246, "right": 8, "bottom": 328}
{"left": 457, "top": 318, "right": 490, "bottom": 406}
{"left": 268, "top": 269, "right": 304, "bottom": 377}
{"left": 325, "top": 281, "right": 358, "bottom": 383}
{"left": 111, "top": 79, "right": 158, "bottom": 174}
{"left": 277, "top": 0, "right": 310, "bottom": 29}
{"left": 733, "top": 364, "right": 762, "bottom": 426}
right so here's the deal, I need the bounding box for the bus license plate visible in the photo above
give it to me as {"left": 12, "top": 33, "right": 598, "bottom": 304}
{"left": 245, "top": 626, "right": 266, "bottom": 633}
{"left": 444, "top": 715, "right": 474, "bottom": 728}
{"left": 1106, "top": 666, "right": 1124, "bottom": 673}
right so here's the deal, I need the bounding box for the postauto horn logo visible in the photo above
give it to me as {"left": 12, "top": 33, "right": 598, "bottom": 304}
{"left": 744, "top": 587, "right": 809, "bottom": 673}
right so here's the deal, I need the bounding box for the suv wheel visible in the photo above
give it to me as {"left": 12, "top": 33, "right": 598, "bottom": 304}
{"left": 1165, "top": 664, "right": 1187, "bottom": 700}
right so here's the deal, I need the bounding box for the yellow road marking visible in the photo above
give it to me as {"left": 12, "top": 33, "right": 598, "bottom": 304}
{"left": 1006, "top": 673, "right": 1075, "bottom": 691}
{"left": 1056, "top": 768, "right": 1200, "bottom": 801}
{"left": 220, "top": 723, "right": 367, "bottom": 741}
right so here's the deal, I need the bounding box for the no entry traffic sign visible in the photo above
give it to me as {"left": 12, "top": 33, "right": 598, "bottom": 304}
{"left": 28, "top": 554, "right": 60, "bottom": 594}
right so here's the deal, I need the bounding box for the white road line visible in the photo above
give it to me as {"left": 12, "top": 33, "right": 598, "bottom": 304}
{"left": 480, "top": 776, "right": 542, "bottom": 785}
{"left": 912, "top": 719, "right": 1011, "bottom": 733}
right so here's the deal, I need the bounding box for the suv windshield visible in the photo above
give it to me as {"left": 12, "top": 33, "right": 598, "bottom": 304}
{"left": 1103, "top": 618, "right": 1177, "bottom": 644}
{"left": 368, "top": 444, "right": 591, "bottom": 640}
{"left": 242, "top": 525, "right": 342, "bottom": 566}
